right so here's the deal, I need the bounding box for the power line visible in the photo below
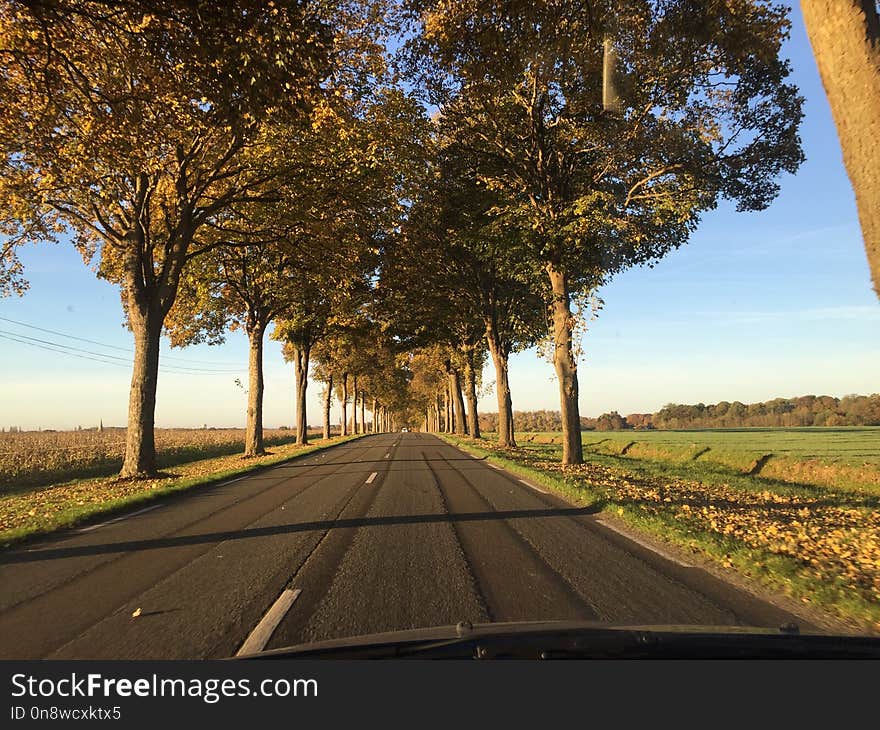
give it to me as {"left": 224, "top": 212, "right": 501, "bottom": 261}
{"left": 0, "top": 329, "right": 242, "bottom": 373}
{"left": 0, "top": 315, "right": 243, "bottom": 367}
{"left": 0, "top": 331, "right": 243, "bottom": 376}
{"left": 0, "top": 332, "right": 131, "bottom": 369}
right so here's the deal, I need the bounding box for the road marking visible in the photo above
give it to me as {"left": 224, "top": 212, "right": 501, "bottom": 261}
{"left": 76, "top": 504, "right": 163, "bottom": 533}
{"left": 489, "top": 464, "right": 502, "bottom": 470}
{"left": 219, "top": 475, "right": 249, "bottom": 486}
{"left": 236, "top": 588, "right": 302, "bottom": 656}
{"left": 518, "top": 478, "right": 548, "bottom": 494}
{"left": 365, "top": 471, "right": 378, "bottom": 484}
{"left": 594, "top": 518, "right": 694, "bottom": 568}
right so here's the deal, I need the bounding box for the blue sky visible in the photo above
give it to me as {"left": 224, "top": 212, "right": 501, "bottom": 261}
{"left": 1, "top": 5, "right": 877, "bottom": 430}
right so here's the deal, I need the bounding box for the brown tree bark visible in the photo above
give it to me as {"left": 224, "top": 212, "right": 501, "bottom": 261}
{"left": 244, "top": 323, "right": 266, "bottom": 457}
{"left": 360, "top": 392, "right": 366, "bottom": 435}
{"left": 484, "top": 319, "right": 515, "bottom": 448}
{"left": 118, "top": 176, "right": 191, "bottom": 478}
{"left": 372, "top": 397, "right": 378, "bottom": 433}
{"left": 340, "top": 372, "right": 348, "bottom": 436}
{"left": 449, "top": 368, "right": 467, "bottom": 435}
{"left": 801, "top": 0, "right": 880, "bottom": 297}
{"left": 323, "top": 373, "right": 333, "bottom": 439}
{"left": 352, "top": 376, "right": 359, "bottom": 434}
{"left": 547, "top": 262, "right": 584, "bottom": 465}
{"left": 293, "top": 343, "right": 311, "bottom": 445}
{"left": 120, "top": 302, "right": 163, "bottom": 477}
{"left": 464, "top": 349, "right": 481, "bottom": 439}
{"left": 445, "top": 384, "right": 453, "bottom": 433}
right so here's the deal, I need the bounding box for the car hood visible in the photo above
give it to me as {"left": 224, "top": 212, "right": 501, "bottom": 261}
{"left": 236, "top": 619, "right": 880, "bottom": 659}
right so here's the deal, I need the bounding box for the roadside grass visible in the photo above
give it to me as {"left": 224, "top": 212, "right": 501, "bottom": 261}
{"left": 518, "top": 427, "right": 880, "bottom": 495}
{"left": 0, "top": 434, "right": 366, "bottom": 548}
{"left": 441, "top": 433, "right": 880, "bottom": 634}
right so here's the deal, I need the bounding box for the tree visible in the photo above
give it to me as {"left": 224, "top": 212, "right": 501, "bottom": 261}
{"left": 408, "top": 0, "right": 804, "bottom": 463}
{"left": 801, "top": 1, "right": 880, "bottom": 297}
{"left": 0, "top": 1, "right": 337, "bottom": 475}
{"left": 381, "top": 140, "right": 546, "bottom": 446}
{"left": 167, "top": 240, "right": 301, "bottom": 456}
{"left": 166, "top": 75, "right": 418, "bottom": 453}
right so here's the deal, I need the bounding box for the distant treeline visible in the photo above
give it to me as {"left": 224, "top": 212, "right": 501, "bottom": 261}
{"left": 478, "top": 394, "right": 880, "bottom": 432}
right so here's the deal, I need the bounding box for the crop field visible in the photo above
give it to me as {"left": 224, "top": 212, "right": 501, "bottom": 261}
{"left": 518, "top": 427, "right": 880, "bottom": 493}
{"left": 0, "top": 427, "right": 324, "bottom": 492}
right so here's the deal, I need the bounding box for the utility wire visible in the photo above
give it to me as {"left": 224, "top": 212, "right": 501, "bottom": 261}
{"left": 0, "top": 315, "right": 242, "bottom": 367}
{"left": 0, "top": 331, "right": 243, "bottom": 375}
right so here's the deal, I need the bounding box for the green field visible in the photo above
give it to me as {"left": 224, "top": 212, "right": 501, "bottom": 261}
{"left": 517, "top": 427, "right": 880, "bottom": 493}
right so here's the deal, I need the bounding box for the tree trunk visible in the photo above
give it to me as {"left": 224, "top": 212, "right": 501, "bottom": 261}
{"left": 352, "top": 376, "right": 359, "bottom": 435}
{"left": 547, "top": 262, "right": 583, "bottom": 465}
{"left": 448, "top": 385, "right": 454, "bottom": 432}
{"left": 293, "top": 343, "right": 310, "bottom": 445}
{"left": 323, "top": 373, "right": 333, "bottom": 439}
{"left": 340, "top": 372, "right": 348, "bottom": 436}
{"left": 372, "top": 398, "right": 378, "bottom": 433}
{"left": 449, "top": 369, "right": 467, "bottom": 435}
{"left": 360, "top": 393, "right": 366, "bottom": 435}
{"left": 484, "top": 321, "right": 515, "bottom": 448}
{"left": 244, "top": 323, "right": 266, "bottom": 457}
{"left": 801, "top": 0, "right": 880, "bottom": 297}
{"left": 464, "top": 351, "right": 481, "bottom": 439}
{"left": 120, "top": 304, "right": 163, "bottom": 477}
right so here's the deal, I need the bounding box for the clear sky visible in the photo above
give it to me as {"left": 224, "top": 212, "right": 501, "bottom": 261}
{"left": 0, "top": 5, "right": 877, "bottom": 431}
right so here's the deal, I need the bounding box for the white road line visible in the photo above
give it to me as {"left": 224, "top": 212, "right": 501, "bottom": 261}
{"left": 489, "top": 464, "right": 503, "bottom": 470}
{"left": 219, "top": 475, "right": 249, "bottom": 486}
{"left": 594, "top": 518, "right": 694, "bottom": 568}
{"left": 518, "top": 478, "right": 548, "bottom": 494}
{"left": 76, "top": 504, "right": 163, "bottom": 533}
{"left": 365, "top": 471, "right": 378, "bottom": 484}
{"left": 236, "top": 588, "right": 302, "bottom": 656}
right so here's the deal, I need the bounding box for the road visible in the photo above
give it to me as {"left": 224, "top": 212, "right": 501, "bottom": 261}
{"left": 0, "top": 433, "right": 807, "bottom": 659}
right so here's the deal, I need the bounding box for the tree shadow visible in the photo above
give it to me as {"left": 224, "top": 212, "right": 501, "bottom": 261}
{"left": 2, "top": 504, "right": 602, "bottom": 564}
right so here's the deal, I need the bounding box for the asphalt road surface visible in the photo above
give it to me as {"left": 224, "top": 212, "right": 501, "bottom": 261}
{"left": 0, "top": 433, "right": 808, "bottom": 659}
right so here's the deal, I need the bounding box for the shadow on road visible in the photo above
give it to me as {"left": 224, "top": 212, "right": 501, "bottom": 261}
{"left": 2, "top": 505, "right": 601, "bottom": 564}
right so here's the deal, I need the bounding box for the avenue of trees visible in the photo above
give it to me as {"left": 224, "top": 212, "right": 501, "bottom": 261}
{"left": 2, "top": 1, "right": 875, "bottom": 476}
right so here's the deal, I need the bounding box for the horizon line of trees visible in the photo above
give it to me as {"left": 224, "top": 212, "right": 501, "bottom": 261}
{"left": 474, "top": 394, "right": 880, "bottom": 432}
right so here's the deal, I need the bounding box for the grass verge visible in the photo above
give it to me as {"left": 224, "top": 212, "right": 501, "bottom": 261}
{"left": 0, "top": 434, "right": 366, "bottom": 548}
{"left": 440, "top": 433, "right": 880, "bottom": 635}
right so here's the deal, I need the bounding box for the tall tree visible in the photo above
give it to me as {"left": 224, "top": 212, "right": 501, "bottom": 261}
{"left": 409, "top": 0, "right": 804, "bottom": 463}
{"left": 0, "top": 1, "right": 337, "bottom": 475}
{"left": 801, "top": 0, "right": 880, "bottom": 297}
{"left": 383, "top": 142, "right": 547, "bottom": 447}
{"left": 167, "top": 240, "right": 301, "bottom": 456}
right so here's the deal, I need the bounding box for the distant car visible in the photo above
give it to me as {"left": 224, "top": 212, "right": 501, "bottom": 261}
{"left": 401, "top": 428, "right": 408, "bottom": 432}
